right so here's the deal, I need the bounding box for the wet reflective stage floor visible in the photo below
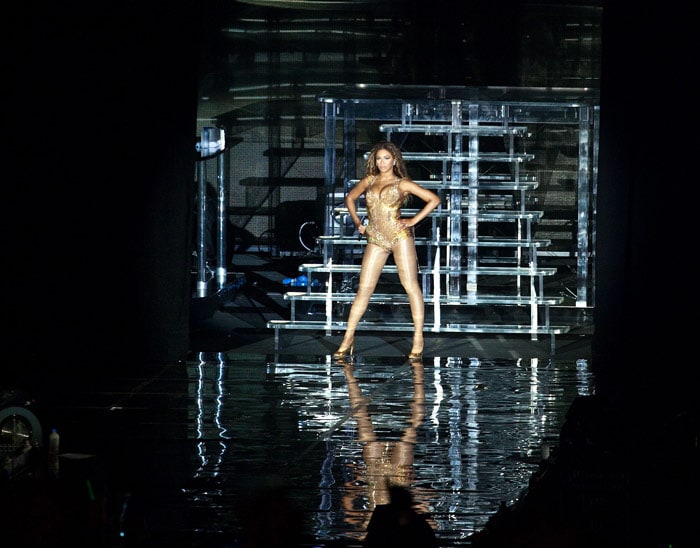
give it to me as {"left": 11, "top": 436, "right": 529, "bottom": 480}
{"left": 3, "top": 329, "right": 607, "bottom": 548}
{"left": 189, "top": 352, "right": 594, "bottom": 547}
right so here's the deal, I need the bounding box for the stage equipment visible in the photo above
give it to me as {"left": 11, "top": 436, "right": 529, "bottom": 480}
{"left": 194, "top": 127, "right": 229, "bottom": 297}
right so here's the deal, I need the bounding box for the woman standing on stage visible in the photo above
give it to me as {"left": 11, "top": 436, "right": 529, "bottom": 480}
{"left": 333, "top": 141, "right": 440, "bottom": 361}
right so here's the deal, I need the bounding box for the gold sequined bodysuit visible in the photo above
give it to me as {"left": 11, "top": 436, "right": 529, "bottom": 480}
{"left": 335, "top": 174, "right": 425, "bottom": 358}
{"left": 364, "top": 176, "right": 413, "bottom": 251}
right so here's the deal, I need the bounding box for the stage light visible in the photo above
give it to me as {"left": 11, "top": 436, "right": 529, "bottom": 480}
{"left": 196, "top": 127, "right": 226, "bottom": 158}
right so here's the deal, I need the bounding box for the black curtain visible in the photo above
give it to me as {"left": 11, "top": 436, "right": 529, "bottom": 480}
{"left": 595, "top": 2, "right": 695, "bottom": 412}
{"left": 7, "top": 8, "right": 201, "bottom": 384}
{"left": 595, "top": 4, "right": 696, "bottom": 544}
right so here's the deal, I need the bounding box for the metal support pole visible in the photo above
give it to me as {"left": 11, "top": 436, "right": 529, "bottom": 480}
{"left": 196, "top": 160, "right": 208, "bottom": 297}
{"left": 216, "top": 150, "right": 228, "bottom": 289}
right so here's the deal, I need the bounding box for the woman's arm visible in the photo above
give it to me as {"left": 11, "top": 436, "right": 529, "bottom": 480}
{"left": 399, "top": 180, "right": 441, "bottom": 228}
{"left": 345, "top": 177, "right": 370, "bottom": 232}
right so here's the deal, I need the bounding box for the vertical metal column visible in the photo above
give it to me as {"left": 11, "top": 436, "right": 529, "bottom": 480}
{"left": 466, "top": 104, "right": 480, "bottom": 302}
{"left": 589, "top": 106, "right": 600, "bottom": 309}
{"left": 576, "top": 105, "right": 592, "bottom": 308}
{"left": 322, "top": 98, "right": 338, "bottom": 322}
{"left": 505, "top": 105, "right": 523, "bottom": 296}
{"left": 216, "top": 150, "right": 228, "bottom": 289}
{"left": 340, "top": 101, "right": 358, "bottom": 295}
{"left": 196, "top": 160, "right": 208, "bottom": 297}
{"left": 343, "top": 101, "right": 357, "bottom": 191}
{"left": 448, "top": 101, "right": 463, "bottom": 299}
{"left": 323, "top": 99, "right": 338, "bottom": 243}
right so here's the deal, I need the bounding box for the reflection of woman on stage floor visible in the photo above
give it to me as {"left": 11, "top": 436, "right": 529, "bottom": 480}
{"left": 340, "top": 359, "right": 438, "bottom": 546}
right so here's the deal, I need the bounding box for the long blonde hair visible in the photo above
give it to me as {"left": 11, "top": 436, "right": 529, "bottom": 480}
{"left": 365, "top": 141, "right": 408, "bottom": 179}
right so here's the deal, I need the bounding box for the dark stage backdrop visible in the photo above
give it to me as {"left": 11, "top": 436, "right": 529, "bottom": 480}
{"left": 594, "top": 3, "right": 695, "bottom": 410}
{"left": 8, "top": 9, "right": 201, "bottom": 381}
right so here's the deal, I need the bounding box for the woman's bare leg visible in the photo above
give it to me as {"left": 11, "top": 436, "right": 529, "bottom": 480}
{"left": 336, "top": 244, "right": 389, "bottom": 352}
{"left": 393, "top": 238, "right": 424, "bottom": 356}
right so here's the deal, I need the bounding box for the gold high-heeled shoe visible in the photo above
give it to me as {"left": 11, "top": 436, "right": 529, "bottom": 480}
{"left": 333, "top": 342, "right": 354, "bottom": 360}
{"left": 408, "top": 338, "right": 423, "bottom": 360}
